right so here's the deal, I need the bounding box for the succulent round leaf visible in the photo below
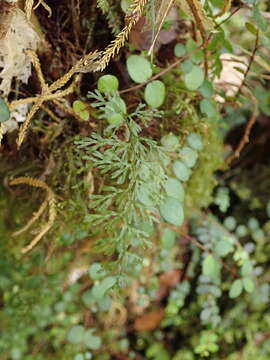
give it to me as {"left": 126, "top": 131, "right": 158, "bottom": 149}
{"left": 172, "top": 160, "right": 191, "bottom": 182}
{"left": 159, "top": 196, "right": 184, "bottom": 226}
{"left": 126, "top": 55, "right": 152, "bottom": 83}
{"left": 67, "top": 325, "right": 85, "bottom": 344}
{"left": 164, "top": 177, "right": 185, "bottom": 202}
{"left": 73, "top": 100, "right": 90, "bottom": 121}
{"left": 179, "top": 146, "right": 198, "bottom": 168}
{"left": 186, "top": 132, "right": 203, "bottom": 150}
{"left": 97, "top": 74, "right": 119, "bottom": 92}
{"left": 184, "top": 65, "right": 204, "bottom": 90}
{"left": 161, "top": 134, "right": 179, "bottom": 151}
{"left": 229, "top": 279, "right": 243, "bottom": 299}
{"left": 144, "top": 80, "right": 165, "bottom": 108}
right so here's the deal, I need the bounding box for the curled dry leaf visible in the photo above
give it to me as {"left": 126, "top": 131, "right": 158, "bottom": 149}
{"left": 0, "top": 1, "right": 40, "bottom": 137}
{"left": 0, "top": 6, "right": 39, "bottom": 95}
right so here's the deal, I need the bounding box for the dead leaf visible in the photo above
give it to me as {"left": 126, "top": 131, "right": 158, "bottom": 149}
{"left": 129, "top": 8, "right": 178, "bottom": 51}
{"left": 134, "top": 308, "right": 165, "bottom": 332}
{"left": 156, "top": 269, "right": 181, "bottom": 301}
{"left": 215, "top": 54, "right": 248, "bottom": 101}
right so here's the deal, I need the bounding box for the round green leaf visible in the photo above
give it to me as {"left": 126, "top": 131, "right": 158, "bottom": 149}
{"left": 214, "top": 240, "right": 233, "bottom": 257}
{"left": 164, "top": 177, "right": 185, "bottom": 202}
{"left": 84, "top": 329, "right": 102, "bottom": 350}
{"left": 107, "top": 112, "right": 124, "bottom": 126}
{"left": 179, "top": 146, "right": 198, "bottom": 168}
{"left": 174, "top": 43, "right": 186, "bottom": 58}
{"left": 248, "top": 217, "right": 259, "bottom": 230}
{"left": 74, "top": 354, "right": 84, "bottom": 360}
{"left": 199, "top": 80, "right": 214, "bottom": 98}
{"left": 161, "top": 134, "right": 179, "bottom": 151}
{"left": 191, "top": 50, "right": 204, "bottom": 65}
{"left": 97, "top": 74, "right": 119, "bottom": 93}
{"left": 200, "top": 99, "right": 217, "bottom": 117}
{"left": 245, "top": 22, "right": 257, "bottom": 35}
{"left": 180, "top": 59, "right": 193, "bottom": 74}
{"left": 186, "top": 38, "right": 198, "bottom": 53}
{"left": 97, "top": 295, "right": 112, "bottom": 311}
{"left": 172, "top": 160, "right": 191, "bottom": 182}
{"left": 208, "top": 343, "right": 219, "bottom": 353}
{"left": 82, "top": 289, "right": 94, "bottom": 305}
{"left": 186, "top": 132, "right": 203, "bottom": 150}
{"left": 224, "top": 216, "right": 236, "bottom": 231}
{"left": 126, "top": 55, "right": 152, "bottom": 83}
{"left": 144, "top": 80, "right": 165, "bottom": 108}
{"left": 229, "top": 279, "right": 243, "bottom": 298}
{"left": 184, "top": 65, "right": 204, "bottom": 90}
{"left": 161, "top": 228, "right": 176, "bottom": 249}
{"left": 159, "top": 196, "right": 184, "bottom": 226}
{"left": 73, "top": 100, "right": 90, "bottom": 121}
{"left": 252, "top": 228, "right": 264, "bottom": 241}
{"left": 186, "top": 40, "right": 204, "bottom": 64}
{"left": 137, "top": 184, "right": 155, "bottom": 206}
{"left": 241, "top": 259, "right": 253, "bottom": 277}
{"left": 67, "top": 325, "right": 85, "bottom": 344}
{"left": 202, "top": 254, "right": 220, "bottom": 280}
{"left": 0, "top": 97, "right": 10, "bottom": 123}
{"left": 243, "top": 277, "right": 255, "bottom": 293}
{"left": 236, "top": 224, "right": 248, "bottom": 237}
{"left": 91, "top": 276, "right": 117, "bottom": 300}
{"left": 89, "top": 263, "right": 106, "bottom": 280}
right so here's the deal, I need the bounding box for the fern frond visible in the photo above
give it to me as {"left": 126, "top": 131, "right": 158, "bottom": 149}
{"left": 106, "top": 4, "right": 122, "bottom": 35}
{"left": 96, "top": 0, "right": 148, "bottom": 71}
{"left": 97, "top": 0, "right": 110, "bottom": 13}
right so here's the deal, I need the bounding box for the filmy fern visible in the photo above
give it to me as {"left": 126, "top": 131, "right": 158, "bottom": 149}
{"left": 75, "top": 93, "right": 168, "bottom": 276}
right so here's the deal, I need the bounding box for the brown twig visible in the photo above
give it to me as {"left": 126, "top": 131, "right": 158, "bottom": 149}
{"left": 179, "top": 231, "right": 237, "bottom": 278}
{"left": 185, "top": 0, "right": 209, "bottom": 78}
{"left": 120, "top": 34, "right": 213, "bottom": 94}
{"left": 226, "top": 87, "right": 258, "bottom": 165}
{"left": 159, "top": 219, "right": 237, "bottom": 278}
{"left": 214, "top": 6, "right": 242, "bottom": 29}
{"left": 235, "top": 28, "right": 260, "bottom": 98}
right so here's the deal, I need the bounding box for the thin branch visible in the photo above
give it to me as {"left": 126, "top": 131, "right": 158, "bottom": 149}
{"left": 226, "top": 86, "right": 258, "bottom": 165}
{"left": 235, "top": 28, "right": 260, "bottom": 98}
{"left": 120, "top": 34, "right": 212, "bottom": 94}
{"left": 214, "top": 6, "right": 242, "bottom": 29}
{"left": 179, "top": 231, "right": 238, "bottom": 278}
{"left": 120, "top": 56, "right": 188, "bottom": 94}
{"left": 159, "top": 219, "right": 237, "bottom": 278}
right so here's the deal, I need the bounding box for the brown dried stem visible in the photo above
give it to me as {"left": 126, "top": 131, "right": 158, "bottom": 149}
{"left": 9, "top": 176, "right": 56, "bottom": 254}
{"left": 226, "top": 87, "right": 258, "bottom": 165}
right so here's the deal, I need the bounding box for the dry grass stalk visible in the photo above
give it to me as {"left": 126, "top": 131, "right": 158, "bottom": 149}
{"left": 9, "top": 176, "right": 56, "bottom": 254}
